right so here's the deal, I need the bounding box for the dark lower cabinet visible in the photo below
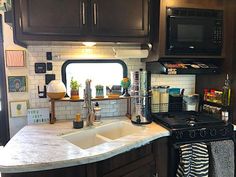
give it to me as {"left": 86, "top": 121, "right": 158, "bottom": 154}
{"left": 12, "top": 0, "right": 150, "bottom": 45}
{"left": 1, "top": 165, "right": 90, "bottom": 177}
{"left": 1, "top": 138, "right": 168, "bottom": 177}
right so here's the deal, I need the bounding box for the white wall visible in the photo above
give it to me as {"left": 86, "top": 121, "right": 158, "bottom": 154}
{"left": 1, "top": 5, "right": 28, "bottom": 137}
{"left": 0, "top": 5, "right": 196, "bottom": 137}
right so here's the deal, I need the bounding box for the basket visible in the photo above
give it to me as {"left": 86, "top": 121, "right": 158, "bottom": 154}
{"left": 151, "top": 102, "right": 186, "bottom": 113}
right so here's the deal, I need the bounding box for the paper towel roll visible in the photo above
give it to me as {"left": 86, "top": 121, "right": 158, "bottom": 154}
{"left": 160, "top": 93, "right": 169, "bottom": 112}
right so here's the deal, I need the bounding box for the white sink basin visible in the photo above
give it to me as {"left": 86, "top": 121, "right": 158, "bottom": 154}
{"left": 96, "top": 121, "right": 142, "bottom": 140}
{"left": 61, "top": 130, "right": 108, "bottom": 149}
{"left": 61, "top": 121, "right": 143, "bottom": 149}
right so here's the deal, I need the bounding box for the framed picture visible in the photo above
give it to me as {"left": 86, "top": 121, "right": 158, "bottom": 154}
{"left": 0, "top": 0, "right": 11, "bottom": 11}
{"left": 10, "top": 101, "right": 28, "bottom": 117}
{"left": 27, "top": 108, "right": 50, "bottom": 125}
{"left": 8, "top": 76, "right": 27, "bottom": 92}
{"left": 5, "top": 50, "right": 25, "bottom": 67}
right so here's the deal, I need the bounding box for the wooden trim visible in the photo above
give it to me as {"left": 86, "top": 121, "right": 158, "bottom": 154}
{"left": 0, "top": 15, "right": 10, "bottom": 145}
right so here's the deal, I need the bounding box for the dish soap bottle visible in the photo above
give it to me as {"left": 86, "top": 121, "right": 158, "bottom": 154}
{"left": 222, "top": 74, "right": 231, "bottom": 122}
{"left": 94, "top": 102, "right": 101, "bottom": 122}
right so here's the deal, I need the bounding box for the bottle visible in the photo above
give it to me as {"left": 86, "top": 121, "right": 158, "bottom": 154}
{"left": 94, "top": 102, "right": 101, "bottom": 122}
{"left": 222, "top": 74, "right": 231, "bottom": 122}
{"left": 222, "top": 74, "right": 231, "bottom": 106}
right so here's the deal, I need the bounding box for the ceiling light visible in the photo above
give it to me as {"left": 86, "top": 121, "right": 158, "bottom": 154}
{"left": 82, "top": 42, "right": 96, "bottom": 47}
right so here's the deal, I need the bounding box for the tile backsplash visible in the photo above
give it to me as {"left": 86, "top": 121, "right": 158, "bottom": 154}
{"left": 151, "top": 74, "right": 196, "bottom": 95}
{"left": 6, "top": 45, "right": 195, "bottom": 137}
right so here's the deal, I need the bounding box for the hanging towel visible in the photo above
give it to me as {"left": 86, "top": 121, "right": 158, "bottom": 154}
{"left": 176, "top": 143, "right": 209, "bottom": 177}
{"left": 209, "top": 140, "right": 235, "bottom": 177}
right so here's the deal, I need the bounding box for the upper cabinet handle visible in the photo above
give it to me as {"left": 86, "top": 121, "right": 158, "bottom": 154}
{"left": 82, "top": 2, "right": 86, "bottom": 25}
{"left": 93, "top": 3, "right": 97, "bottom": 25}
{"left": 19, "top": 17, "right": 22, "bottom": 28}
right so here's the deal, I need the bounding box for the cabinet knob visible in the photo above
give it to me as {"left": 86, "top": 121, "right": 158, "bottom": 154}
{"left": 93, "top": 3, "right": 97, "bottom": 25}
{"left": 82, "top": 2, "right": 86, "bottom": 25}
{"left": 153, "top": 172, "right": 158, "bottom": 177}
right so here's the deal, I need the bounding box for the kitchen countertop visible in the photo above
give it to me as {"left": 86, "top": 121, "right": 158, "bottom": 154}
{"left": 0, "top": 117, "right": 170, "bottom": 174}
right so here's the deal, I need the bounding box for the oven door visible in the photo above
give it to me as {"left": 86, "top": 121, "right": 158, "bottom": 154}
{"left": 166, "top": 16, "right": 221, "bottom": 55}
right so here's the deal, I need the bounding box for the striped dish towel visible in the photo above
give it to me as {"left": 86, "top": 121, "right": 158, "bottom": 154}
{"left": 176, "top": 143, "right": 209, "bottom": 177}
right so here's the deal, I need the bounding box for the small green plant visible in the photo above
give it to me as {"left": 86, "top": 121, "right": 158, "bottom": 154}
{"left": 70, "top": 77, "right": 80, "bottom": 91}
{"left": 95, "top": 85, "right": 103, "bottom": 89}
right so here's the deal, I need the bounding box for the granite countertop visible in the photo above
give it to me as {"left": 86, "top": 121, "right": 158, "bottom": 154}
{"left": 0, "top": 117, "right": 170, "bottom": 174}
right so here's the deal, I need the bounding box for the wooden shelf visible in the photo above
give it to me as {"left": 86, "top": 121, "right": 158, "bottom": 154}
{"left": 50, "top": 96, "right": 131, "bottom": 102}
{"left": 49, "top": 96, "right": 132, "bottom": 124}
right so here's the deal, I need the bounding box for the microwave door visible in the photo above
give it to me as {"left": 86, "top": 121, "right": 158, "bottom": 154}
{"left": 167, "top": 16, "right": 216, "bottom": 55}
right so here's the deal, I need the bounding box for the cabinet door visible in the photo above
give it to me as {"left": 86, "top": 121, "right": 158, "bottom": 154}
{"left": 17, "top": 0, "right": 87, "bottom": 35}
{"left": 91, "top": 0, "right": 149, "bottom": 38}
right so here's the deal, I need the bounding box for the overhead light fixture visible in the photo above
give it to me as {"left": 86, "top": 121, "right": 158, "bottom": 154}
{"left": 82, "top": 42, "right": 96, "bottom": 47}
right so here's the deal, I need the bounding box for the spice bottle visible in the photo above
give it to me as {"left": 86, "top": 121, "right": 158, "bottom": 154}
{"left": 94, "top": 102, "right": 101, "bottom": 122}
{"left": 222, "top": 74, "right": 231, "bottom": 122}
{"left": 222, "top": 74, "right": 231, "bottom": 106}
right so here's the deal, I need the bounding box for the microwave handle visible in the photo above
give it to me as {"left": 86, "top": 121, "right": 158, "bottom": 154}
{"left": 167, "top": 45, "right": 175, "bottom": 51}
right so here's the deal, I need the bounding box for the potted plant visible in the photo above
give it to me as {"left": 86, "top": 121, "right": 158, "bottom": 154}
{"left": 95, "top": 85, "right": 104, "bottom": 98}
{"left": 121, "top": 77, "right": 131, "bottom": 97}
{"left": 70, "top": 77, "right": 80, "bottom": 100}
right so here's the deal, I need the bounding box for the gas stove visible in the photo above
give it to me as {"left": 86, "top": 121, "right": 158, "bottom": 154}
{"left": 152, "top": 111, "right": 234, "bottom": 144}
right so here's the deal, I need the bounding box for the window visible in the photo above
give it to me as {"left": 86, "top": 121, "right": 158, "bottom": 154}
{"left": 62, "top": 60, "right": 127, "bottom": 97}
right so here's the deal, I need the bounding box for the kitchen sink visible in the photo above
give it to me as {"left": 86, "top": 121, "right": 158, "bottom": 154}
{"left": 61, "top": 121, "right": 143, "bottom": 149}
{"left": 61, "top": 130, "right": 109, "bottom": 149}
{"left": 96, "top": 121, "right": 142, "bottom": 140}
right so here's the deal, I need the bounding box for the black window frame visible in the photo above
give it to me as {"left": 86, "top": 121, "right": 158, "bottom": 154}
{"left": 61, "top": 59, "right": 128, "bottom": 92}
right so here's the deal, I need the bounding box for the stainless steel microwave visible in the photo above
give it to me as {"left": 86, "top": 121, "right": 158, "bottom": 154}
{"left": 166, "top": 8, "right": 223, "bottom": 56}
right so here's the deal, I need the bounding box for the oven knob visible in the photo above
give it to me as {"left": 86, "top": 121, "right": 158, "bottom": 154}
{"left": 175, "top": 131, "right": 183, "bottom": 139}
{"left": 220, "top": 127, "right": 229, "bottom": 136}
{"left": 189, "top": 130, "right": 196, "bottom": 138}
{"left": 210, "top": 129, "right": 217, "bottom": 137}
{"left": 200, "top": 130, "right": 207, "bottom": 137}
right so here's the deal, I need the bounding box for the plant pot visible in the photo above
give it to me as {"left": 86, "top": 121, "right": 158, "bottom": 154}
{"left": 122, "top": 88, "right": 130, "bottom": 97}
{"left": 71, "top": 90, "right": 80, "bottom": 100}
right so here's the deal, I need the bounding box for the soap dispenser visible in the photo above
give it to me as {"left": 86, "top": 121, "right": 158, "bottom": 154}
{"left": 94, "top": 102, "right": 101, "bottom": 122}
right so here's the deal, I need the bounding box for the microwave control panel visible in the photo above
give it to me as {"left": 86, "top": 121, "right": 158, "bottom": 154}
{"left": 213, "top": 20, "right": 223, "bottom": 45}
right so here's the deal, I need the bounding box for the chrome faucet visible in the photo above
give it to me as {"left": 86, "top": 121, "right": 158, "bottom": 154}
{"left": 83, "top": 79, "right": 95, "bottom": 126}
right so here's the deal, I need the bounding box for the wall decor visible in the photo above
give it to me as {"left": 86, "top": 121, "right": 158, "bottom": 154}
{"left": 10, "top": 100, "right": 28, "bottom": 117}
{"left": 45, "top": 74, "right": 55, "bottom": 85}
{"left": 38, "top": 85, "right": 47, "bottom": 98}
{"left": 5, "top": 50, "right": 25, "bottom": 67}
{"left": 35, "top": 63, "right": 46, "bottom": 73}
{"left": 8, "top": 76, "right": 27, "bottom": 92}
{"left": 0, "top": 0, "right": 11, "bottom": 11}
{"left": 27, "top": 108, "right": 49, "bottom": 124}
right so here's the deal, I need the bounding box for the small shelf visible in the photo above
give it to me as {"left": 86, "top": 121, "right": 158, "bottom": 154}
{"left": 49, "top": 96, "right": 132, "bottom": 124}
{"left": 203, "top": 100, "right": 223, "bottom": 107}
{"left": 50, "top": 96, "right": 131, "bottom": 102}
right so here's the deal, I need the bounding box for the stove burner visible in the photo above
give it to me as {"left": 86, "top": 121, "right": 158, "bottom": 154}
{"left": 186, "top": 115, "right": 197, "bottom": 126}
{"left": 188, "top": 115, "right": 197, "bottom": 121}
{"left": 188, "top": 120, "right": 196, "bottom": 127}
